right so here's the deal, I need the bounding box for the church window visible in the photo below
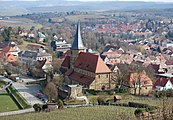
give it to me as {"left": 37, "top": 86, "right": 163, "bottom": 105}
{"left": 106, "top": 74, "right": 109, "bottom": 78}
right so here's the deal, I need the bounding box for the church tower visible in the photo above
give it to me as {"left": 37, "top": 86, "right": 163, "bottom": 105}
{"left": 70, "top": 21, "right": 85, "bottom": 68}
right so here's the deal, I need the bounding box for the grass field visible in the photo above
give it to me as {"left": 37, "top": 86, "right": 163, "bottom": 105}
{"left": 0, "top": 18, "right": 42, "bottom": 30}
{"left": 0, "top": 82, "right": 19, "bottom": 112}
{"left": 1, "top": 106, "right": 136, "bottom": 120}
{"left": 18, "top": 40, "right": 45, "bottom": 50}
{"left": 65, "top": 13, "right": 106, "bottom": 22}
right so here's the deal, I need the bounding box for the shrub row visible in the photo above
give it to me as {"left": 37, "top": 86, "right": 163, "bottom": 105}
{"left": 155, "top": 90, "right": 173, "bottom": 98}
{"left": 128, "top": 102, "right": 149, "bottom": 108}
{"left": 86, "top": 89, "right": 114, "bottom": 95}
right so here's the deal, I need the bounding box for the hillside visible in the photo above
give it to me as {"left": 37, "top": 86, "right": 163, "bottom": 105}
{"left": 1, "top": 106, "right": 136, "bottom": 120}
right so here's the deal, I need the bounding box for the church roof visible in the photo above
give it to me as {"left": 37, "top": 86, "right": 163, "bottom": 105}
{"left": 75, "top": 52, "right": 111, "bottom": 73}
{"left": 61, "top": 56, "right": 70, "bottom": 68}
{"left": 71, "top": 21, "right": 85, "bottom": 50}
{"left": 69, "top": 71, "right": 95, "bottom": 85}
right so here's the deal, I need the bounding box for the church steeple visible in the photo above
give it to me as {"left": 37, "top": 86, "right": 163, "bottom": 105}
{"left": 71, "top": 21, "right": 85, "bottom": 50}
{"left": 70, "top": 21, "right": 86, "bottom": 68}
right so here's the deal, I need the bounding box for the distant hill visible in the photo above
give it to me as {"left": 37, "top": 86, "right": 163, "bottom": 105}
{"left": 0, "top": 1, "right": 173, "bottom": 16}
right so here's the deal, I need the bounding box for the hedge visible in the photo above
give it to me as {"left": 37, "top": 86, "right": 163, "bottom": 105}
{"left": 6, "top": 86, "right": 31, "bottom": 109}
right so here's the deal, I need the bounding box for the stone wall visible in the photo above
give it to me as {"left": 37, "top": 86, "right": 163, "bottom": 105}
{"left": 90, "top": 73, "right": 113, "bottom": 90}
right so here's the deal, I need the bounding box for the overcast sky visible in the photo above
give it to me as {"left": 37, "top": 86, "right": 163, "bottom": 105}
{"left": 72, "top": 0, "right": 173, "bottom": 2}
{"left": 0, "top": 0, "right": 173, "bottom": 2}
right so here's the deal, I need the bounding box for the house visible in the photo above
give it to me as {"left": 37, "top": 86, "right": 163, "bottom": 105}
{"left": 122, "top": 72, "right": 153, "bottom": 95}
{"left": 61, "top": 22, "right": 114, "bottom": 90}
{"left": 0, "top": 42, "right": 20, "bottom": 62}
{"left": 37, "top": 32, "right": 46, "bottom": 42}
{"left": 6, "top": 54, "right": 17, "bottom": 62}
{"left": 154, "top": 78, "right": 173, "bottom": 91}
{"left": 2, "top": 42, "right": 20, "bottom": 57}
{"left": 18, "top": 48, "right": 52, "bottom": 65}
{"left": 27, "top": 44, "right": 44, "bottom": 51}
{"left": 59, "top": 84, "right": 83, "bottom": 99}
{"left": 165, "top": 60, "right": 173, "bottom": 73}
{"left": 51, "top": 37, "right": 71, "bottom": 54}
{"left": 154, "top": 73, "right": 173, "bottom": 91}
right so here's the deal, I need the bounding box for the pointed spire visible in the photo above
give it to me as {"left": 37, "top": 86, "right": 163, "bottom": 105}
{"left": 71, "top": 21, "right": 85, "bottom": 50}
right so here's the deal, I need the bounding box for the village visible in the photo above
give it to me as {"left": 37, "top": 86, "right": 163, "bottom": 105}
{"left": 0, "top": 7, "right": 173, "bottom": 120}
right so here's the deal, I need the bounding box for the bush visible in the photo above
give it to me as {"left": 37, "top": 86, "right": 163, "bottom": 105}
{"left": 134, "top": 108, "right": 144, "bottom": 116}
{"left": 86, "top": 89, "right": 99, "bottom": 95}
{"left": 128, "top": 102, "right": 149, "bottom": 108}
{"left": 115, "top": 87, "right": 129, "bottom": 93}
{"left": 86, "top": 89, "right": 115, "bottom": 95}
{"left": 57, "top": 99, "right": 64, "bottom": 109}
{"left": 97, "top": 96, "right": 106, "bottom": 105}
{"left": 7, "top": 86, "right": 30, "bottom": 109}
{"left": 155, "top": 90, "right": 173, "bottom": 98}
{"left": 145, "top": 106, "right": 157, "bottom": 113}
{"left": 33, "top": 103, "right": 42, "bottom": 112}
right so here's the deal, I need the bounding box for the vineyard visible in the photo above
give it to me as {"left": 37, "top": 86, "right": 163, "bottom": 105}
{"left": 1, "top": 106, "right": 136, "bottom": 120}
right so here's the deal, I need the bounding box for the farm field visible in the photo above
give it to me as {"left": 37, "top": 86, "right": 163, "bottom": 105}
{"left": 1, "top": 106, "right": 136, "bottom": 120}
{"left": 65, "top": 13, "right": 107, "bottom": 22}
{"left": 0, "top": 82, "right": 19, "bottom": 112}
{"left": 0, "top": 18, "right": 42, "bottom": 30}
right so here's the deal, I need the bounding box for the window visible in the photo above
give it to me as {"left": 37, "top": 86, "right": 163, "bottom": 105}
{"left": 98, "top": 75, "right": 100, "bottom": 78}
{"left": 144, "top": 81, "right": 147, "bottom": 84}
{"left": 106, "top": 74, "right": 109, "bottom": 78}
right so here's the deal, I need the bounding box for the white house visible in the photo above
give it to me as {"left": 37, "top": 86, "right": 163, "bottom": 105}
{"left": 154, "top": 77, "right": 173, "bottom": 91}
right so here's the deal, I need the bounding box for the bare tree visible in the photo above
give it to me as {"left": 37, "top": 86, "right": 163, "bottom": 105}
{"left": 44, "top": 82, "right": 58, "bottom": 100}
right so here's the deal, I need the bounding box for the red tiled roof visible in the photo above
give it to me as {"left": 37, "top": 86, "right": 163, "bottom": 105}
{"left": 27, "top": 44, "right": 43, "bottom": 50}
{"left": 6, "top": 54, "right": 17, "bottom": 62}
{"left": 165, "top": 60, "right": 173, "bottom": 65}
{"left": 75, "top": 52, "right": 111, "bottom": 73}
{"left": 61, "top": 56, "right": 70, "bottom": 68}
{"left": 65, "top": 69, "right": 73, "bottom": 76}
{"left": 154, "top": 78, "right": 169, "bottom": 87}
{"left": 2, "top": 46, "right": 17, "bottom": 53}
{"left": 147, "top": 64, "right": 160, "bottom": 73}
{"left": 103, "top": 51, "right": 119, "bottom": 55}
{"left": 69, "top": 71, "right": 95, "bottom": 85}
{"left": 126, "top": 73, "right": 153, "bottom": 87}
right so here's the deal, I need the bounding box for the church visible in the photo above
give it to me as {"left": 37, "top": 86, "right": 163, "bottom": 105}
{"left": 61, "top": 22, "right": 115, "bottom": 90}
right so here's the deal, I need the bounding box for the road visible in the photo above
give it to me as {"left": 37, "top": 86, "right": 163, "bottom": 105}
{"left": 20, "top": 76, "right": 46, "bottom": 83}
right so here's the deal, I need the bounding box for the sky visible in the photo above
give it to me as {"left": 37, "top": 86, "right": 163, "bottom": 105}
{"left": 0, "top": 0, "right": 172, "bottom": 2}
{"left": 71, "top": 0, "right": 173, "bottom": 2}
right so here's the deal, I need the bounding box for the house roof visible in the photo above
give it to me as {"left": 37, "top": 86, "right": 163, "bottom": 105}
{"left": 27, "top": 44, "right": 43, "bottom": 51}
{"left": 103, "top": 45, "right": 119, "bottom": 52}
{"left": 69, "top": 71, "right": 95, "bottom": 85}
{"left": 2, "top": 45, "right": 17, "bottom": 53}
{"left": 6, "top": 54, "right": 17, "bottom": 62}
{"left": 154, "top": 78, "right": 169, "bottom": 87}
{"left": 165, "top": 60, "right": 173, "bottom": 65}
{"left": 19, "top": 51, "right": 37, "bottom": 59}
{"left": 147, "top": 64, "right": 160, "bottom": 73}
{"left": 126, "top": 72, "right": 153, "bottom": 87}
{"left": 71, "top": 21, "right": 85, "bottom": 50}
{"left": 75, "top": 52, "right": 111, "bottom": 73}
{"left": 61, "top": 56, "right": 70, "bottom": 68}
